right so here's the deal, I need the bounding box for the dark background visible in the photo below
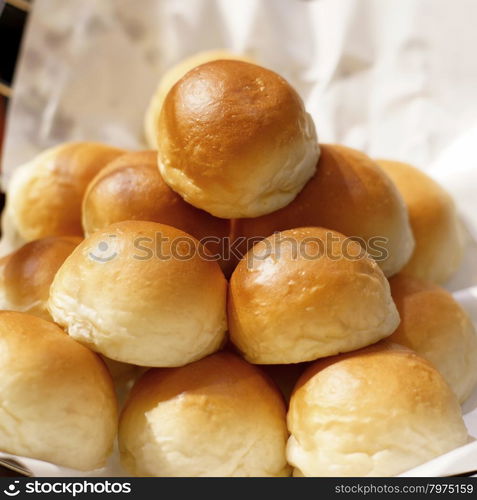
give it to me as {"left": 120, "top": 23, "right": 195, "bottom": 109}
{"left": 0, "top": 0, "right": 31, "bottom": 475}
{"left": 0, "top": 0, "right": 30, "bottom": 173}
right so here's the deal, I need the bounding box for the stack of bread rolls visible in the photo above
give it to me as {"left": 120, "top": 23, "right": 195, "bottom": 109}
{"left": 0, "top": 51, "right": 474, "bottom": 477}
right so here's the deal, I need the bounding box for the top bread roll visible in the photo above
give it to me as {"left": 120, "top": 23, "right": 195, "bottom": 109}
{"left": 0, "top": 236, "right": 81, "bottom": 321}
{"left": 1, "top": 142, "right": 124, "bottom": 254}
{"left": 377, "top": 159, "right": 464, "bottom": 283}
{"left": 234, "top": 144, "right": 415, "bottom": 277}
{"left": 82, "top": 150, "right": 231, "bottom": 274}
{"left": 144, "top": 50, "right": 252, "bottom": 148}
{"left": 157, "top": 60, "right": 319, "bottom": 218}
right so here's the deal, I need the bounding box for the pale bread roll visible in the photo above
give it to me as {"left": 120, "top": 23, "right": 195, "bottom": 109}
{"left": 1, "top": 142, "right": 125, "bottom": 253}
{"left": 0, "top": 311, "right": 118, "bottom": 470}
{"left": 119, "top": 352, "right": 290, "bottom": 477}
{"left": 287, "top": 343, "right": 468, "bottom": 477}
{"left": 377, "top": 159, "right": 464, "bottom": 283}
{"left": 389, "top": 273, "right": 477, "bottom": 402}
{"left": 48, "top": 221, "right": 227, "bottom": 367}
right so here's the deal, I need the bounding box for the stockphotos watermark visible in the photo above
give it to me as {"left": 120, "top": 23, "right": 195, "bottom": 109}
{"left": 88, "top": 230, "right": 389, "bottom": 267}
{"left": 1, "top": 479, "right": 132, "bottom": 497}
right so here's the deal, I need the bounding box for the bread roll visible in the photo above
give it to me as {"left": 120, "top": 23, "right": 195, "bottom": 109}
{"left": 234, "top": 144, "right": 414, "bottom": 277}
{"left": 82, "top": 150, "right": 231, "bottom": 273}
{"left": 0, "top": 236, "right": 81, "bottom": 321}
{"left": 0, "top": 311, "right": 117, "bottom": 470}
{"left": 158, "top": 60, "right": 319, "bottom": 218}
{"left": 0, "top": 233, "right": 140, "bottom": 394}
{"left": 119, "top": 352, "right": 290, "bottom": 477}
{"left": 0, "top": 234, "right": 140, "bottom": 393}
{"left": 377, "top": 159, "right": 464, "bottom": 283}
{"left": 228, "top": 227, "right": 400, "bottom": 364}
{"left": 389, "top": 274, "right": 477, "bottom": 402}
{"left": 144, "top": 50, "right": 252, "bottom": 148}
{"left": 1, "top": 142, "right": 125, "bottom": 251}
{"left": 287, "top": 343, "right": 468, "bottom": 477}
{"left": 48, "top": 221, "right": 227, "bottom": 367}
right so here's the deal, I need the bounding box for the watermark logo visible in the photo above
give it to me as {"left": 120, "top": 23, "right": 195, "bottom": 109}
{"left": 88, "top": 235, "right": 119, "bottom": 263}
{"left": 3, "top": 481, "right": 20, "bottom": 497}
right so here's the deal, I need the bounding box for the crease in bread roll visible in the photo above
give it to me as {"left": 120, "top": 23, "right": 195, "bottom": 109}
{"left": 48, "top": 220, "right": 228, "bottom": 367}
{"left": 287, "top": 342, "right": 468, "bottom": 477}
{"left": 261, "top": 363, "right": 309, "bottom": 403}
{"left": 0, "top": 142, "right": 125, "bottom": 252}
{"left": 158, "top": 59, "right": 319, "bottom": 218}
{"left": 81, "top": 150, "right": 233, "bottom": 275}
{"left": 234, "top": 144, "right": 415, "bottom": 277}
{"left": 377, "top": 159, "right": 465, "bottom": 283}
{"left": 0, "top": 311, "right": 118, "bottom": 471}
{"left": 0, "top": 236, "right": 82, "bottom": 321}
{"left": 228, "top": 227, "right": 400, "bottom": 364}
{"left": 144, "top": 50, "right": 253, "bottom": 148}
{"left": 389, "top": 273, "right": 477, "bottom": 403}
{"left": 119, "top": 352, "right": 290, "bottom": 477}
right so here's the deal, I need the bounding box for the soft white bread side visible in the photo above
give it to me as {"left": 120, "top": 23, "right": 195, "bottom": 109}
{"left": 158, "top": 60, "right": 319, "bottom": 218}
{"left": 0, "top": 311, "right": 118, "bottom": 470}
{"left": 119, "top": 352, "right": 290, "bottom": 477}
{"left": 287, "top": 343, "right": 468, "bottom": 477}
{"left": 48, "top": 220, "right": 228, "bottom": 367}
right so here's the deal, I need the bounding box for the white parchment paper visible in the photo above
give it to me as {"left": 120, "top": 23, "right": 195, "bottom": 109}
{"left": 2, "top": 0, "right": 477, "bottom": 477}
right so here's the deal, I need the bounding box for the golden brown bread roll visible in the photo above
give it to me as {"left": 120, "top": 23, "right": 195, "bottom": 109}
{"left": 0, "top": 311, "right": 118, "bottom": 470}
{"left": 119, "top": 352, "right": 290, "bottom": 477}
{"left": 0, "top": 236, "right": 81, "bottom": 321}
{"left": 234, "top": 144, "right": 415, "bottom": 277}
{"left": 389, "top": 274, "right": 477, "bottom": 402}
{"left": 144, "top": 50, "right": 253, "bottom": 148}
{"left": 48, "top": 221, "right": 227, "bottom": 367}
{"left": 377, "top": 159, "right": 464, "bottom": 283}
{"left": 287, "top": 343, "right": 468, "bottom": 477}
{"left": 82, "top": 150, "right": 231, "bottom": 274}
{"left": 228, "top": 227, "right": 400, "bottom": 364}
{"left": 1, "top": 142, "right": 125, "bottom": 253}
{"left": 158, "top": 60, "right": 319, "bottom": 218}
